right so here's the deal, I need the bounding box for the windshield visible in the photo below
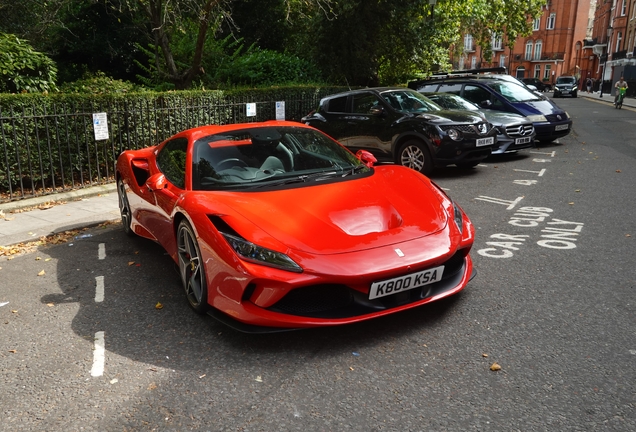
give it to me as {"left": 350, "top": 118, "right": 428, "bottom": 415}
{"left": 486, "top": 81, "right": 541, "bottom": 102}
{"left": 380, "top": 89, "right": 442, "bottom": 114}
{"left": 192, "top": 126, "right": 369, "bottom": 191}
{"left": 425, "top": 93, "right": 479, "bottom": 111}
{"left": 556, "top": 77, "right": 576, "bottom": 84}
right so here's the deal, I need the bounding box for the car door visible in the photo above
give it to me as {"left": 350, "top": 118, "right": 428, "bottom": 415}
{"left": 344, "top": 92, "right": 394, "bottom": 156}
{"left": 142, "top": 137, "right": 188, "bottom": 250}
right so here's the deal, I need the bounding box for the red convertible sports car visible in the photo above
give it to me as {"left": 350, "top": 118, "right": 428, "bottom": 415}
{"left": 116, "top": 121, "right": 476, "bottom": 332}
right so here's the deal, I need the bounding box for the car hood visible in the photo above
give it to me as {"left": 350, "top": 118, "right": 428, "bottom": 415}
{"left": 416, "top": 109, "right": 485, "bottom": 124}
{"left": 481, "top": 109, "right": 529, "bottom": 126}
{"left": 204, "top": 167, "right": 449, "bottom": 255}
{"left": 510, "top": 99, "right": 566, "bottom": 116}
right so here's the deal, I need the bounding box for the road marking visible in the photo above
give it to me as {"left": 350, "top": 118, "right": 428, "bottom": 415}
{"left": 91, "top": 331, "right": 105, "bottom": 377}
{"left": 514, "top": 168, "right": 546, "bottom": 176}
{"left": 475, "top": 196, "right": 524, "bottom": 210}
{"left": 95, "top": 276, "right": 104, "bottom": 303}
{"left": 530, "top": 150, "right": 556, "bottom": 157}
{"left": 98, "top": 243, "right": 106, "bottom": 260}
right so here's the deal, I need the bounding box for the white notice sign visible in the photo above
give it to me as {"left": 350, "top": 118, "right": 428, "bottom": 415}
{"left": 93, "top": 113, "right": 109, "bottom": 140}
{"left": 246, "top": 103, "right": 257, "bottom": 117}
{"left": 275, "top": 101, "right": 285, "bottom": 121}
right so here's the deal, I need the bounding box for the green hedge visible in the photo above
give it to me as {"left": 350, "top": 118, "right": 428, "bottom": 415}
{"left": 0, "top": 85, "right": 349, "bottom": 199}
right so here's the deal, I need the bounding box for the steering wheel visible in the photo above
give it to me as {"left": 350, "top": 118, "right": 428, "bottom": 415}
{"left": 216, "top": 158, "right": 249, "bottom": 171}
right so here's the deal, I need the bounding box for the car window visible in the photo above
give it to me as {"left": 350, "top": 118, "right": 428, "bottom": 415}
{"left": 352, "top": 93, "right": 382, "bottom": 114}
{"left": 462, "top": 85, "right": 491, "bottom": 105}
{"left": 326, "top": 96, "right": 348, "bottom": 113}
{"left": 437, "top": 83, "right": 463, "bottom": 95}
{"left": 556, "top": 77, "right": 576, "bottom": 84}
{"left": 380, "top": 90, "right": 441, "bottom": 113}
{"left": 486, "top": 81, "right": 541, "bottom": 102}
{"left": 436, "top": 94, "right": 479, "bottom": 111}
{"left": 157, "top": 137, "right": 188, "bottom": 189}
{"left": 418, "top": 84, "right": 439, "bottom": 92}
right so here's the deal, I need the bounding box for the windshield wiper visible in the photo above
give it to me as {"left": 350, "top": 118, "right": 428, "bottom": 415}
{"left": 250, "top": 171, "right": 340, "bottom": 188}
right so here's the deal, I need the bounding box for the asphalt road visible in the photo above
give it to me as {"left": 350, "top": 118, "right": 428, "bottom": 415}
{"left": 1, "top": 96, "right": 635, "bottom": 431}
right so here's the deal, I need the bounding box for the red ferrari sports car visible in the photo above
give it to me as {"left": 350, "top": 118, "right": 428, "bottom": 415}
{"left": 116, "top": 121, "right": 476, "bottom": 332}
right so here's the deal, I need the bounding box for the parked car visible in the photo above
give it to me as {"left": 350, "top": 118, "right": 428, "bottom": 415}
{"left": 302, "top": 87, "right": 497, "bottom": 175}
{"left": 422, "top": 92, "right": 535, "bottom": 154}
{"left": 522, "top": 77, "right": 552, "bottom": 92}
{"left": 410, "top": 76, "right": 572, "bottom": 144}
{"left": 116, "top": 121, "right": 476, "bottom": 331}
{"left": 553, "top": 76, "right": 578, "bottom": 98}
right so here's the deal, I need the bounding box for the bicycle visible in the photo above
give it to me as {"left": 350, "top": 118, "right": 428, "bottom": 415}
{"left": 615, "top": 87, "right": 627, "bottom": 109}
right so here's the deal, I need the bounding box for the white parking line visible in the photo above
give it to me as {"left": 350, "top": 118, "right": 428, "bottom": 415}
{"left": 95, "top": 276, "right": 104, "bottom": 303}
{"left": 91, "top": 331, "right": 105, "bottom": 377}
{"left": 98, "top": 243, "right": 106, "bottom": 260}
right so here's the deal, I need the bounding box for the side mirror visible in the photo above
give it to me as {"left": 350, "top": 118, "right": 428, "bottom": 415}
{"left": 146, "top": 173, "right": 168, "bottom": 192}
{"left": 356, "top": 150, "right": 377, "bottom": 167}
{"left": 369, "top": 106, "right": 384, "bottom": 116}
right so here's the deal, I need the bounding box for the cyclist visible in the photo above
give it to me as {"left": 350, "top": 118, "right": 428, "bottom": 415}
{"left": 614, "top": 76, "right": 628, "bottom": 104}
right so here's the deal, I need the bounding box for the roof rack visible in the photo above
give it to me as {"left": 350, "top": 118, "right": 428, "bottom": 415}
{"left": 407, "top": 67, "right": 508, "bottom": 90}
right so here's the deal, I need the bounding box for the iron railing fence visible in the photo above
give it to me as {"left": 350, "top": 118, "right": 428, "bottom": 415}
{"left": 0, "top": 88, "right": 343, "bottom": 203}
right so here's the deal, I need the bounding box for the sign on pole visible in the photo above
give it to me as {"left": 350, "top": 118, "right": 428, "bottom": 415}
{"left": 246, "top": 103, "right": 257, "bottom": 117}
{"left": 93, "top": 113, "right": 109, "bottom": 140}
{"left": 275, "top": 101, "right": 285, "bottom": 121}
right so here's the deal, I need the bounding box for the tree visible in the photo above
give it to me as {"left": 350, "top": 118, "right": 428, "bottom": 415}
{"left": 0, "top": 33, "right": 58, "bottom": 93}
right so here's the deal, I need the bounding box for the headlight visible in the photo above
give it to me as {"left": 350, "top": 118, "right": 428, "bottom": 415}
{"left": 221, "top": 232, "right": 302, "bottom": 273}
{"left": 447, "top": 129, "right": 462, "bottom": 141}
{"left": 526, "top": 114, "right": 547, "bottom": 122}
{"left": 453, "top": 201, "right": 464, "bottom": 234}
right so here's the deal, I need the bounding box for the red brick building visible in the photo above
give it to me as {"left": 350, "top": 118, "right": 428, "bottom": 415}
{"left": 452, "top": 0, "right": 593, "bottom": 88}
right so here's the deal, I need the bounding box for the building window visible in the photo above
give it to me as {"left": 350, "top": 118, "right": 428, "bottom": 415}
{"left": 616, "top": 32, "right": 623, "bottom": 52}
{"left": 471, "top": 56, "right": 477, "bottom": 69}
{"left": 464, "top": 34, "right": 473, "bottom": 51}
{"left": 622, "top": 0, "right": 627, "bottom": 16}
{"left": 459, "top": 55, "right": 465, "bottom": 70}
{"left": 492, "top": 33, "right": 502, "bottom": 50}
{"left": 544, "top": 64, "right": 551, "bottom": 80}
{"left": 525, "top": 40, "right": 533, "bottom": 60}
{"left": 534, "top": 64, "right": 541, "bottom": 78}
{"left": 534, "top": 40, "right": 543, "bottom": 60}
{"left": 499, "top": 55, "right": 506, "bottom": 68}
{"left": 533, "top": 18, "right": 540, "bottom": 31}
{"left": 547, "top": 13, "right": 556, "bottom": 30}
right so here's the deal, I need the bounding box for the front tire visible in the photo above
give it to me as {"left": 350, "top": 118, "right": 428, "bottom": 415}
{"left": 397, "top": 140, "right": 433, "bottom": 175}
{"left": 177, "top": 220, "right": 208, "bottom": 313}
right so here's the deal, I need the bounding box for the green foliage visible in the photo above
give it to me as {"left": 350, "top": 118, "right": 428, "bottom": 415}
{"left": 58, "top": 72, "right": 146, "bottom": 94}
{"left": 0, "top": 33, "right": 58, "bottom": 93}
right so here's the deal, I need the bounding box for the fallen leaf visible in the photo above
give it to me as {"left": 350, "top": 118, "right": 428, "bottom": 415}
{"left": 36, "top": 256, "right": 41, "bottom": 260}
{"left": 148, "top": 383, "right": 157, "bottom": 390}
{"left": 482, "top": 353, "right": 488, "bottom": 358}
{"left": 128, "top": 261, "right": 135, "bottom": 266}
{"left": 349, "top": 367, "right": 354, "bottom": 371}
{"left": 575, "top": 189, "right": 580, "bottom": 192}
{"left": 199, "top": 374, "right": 206, "bottom": 379}
{"left": 11, "top": 310, "right": 18, "bottom": 313}
{"left": 110, "top": 378, "right": 118, "bottom": 384}
{"left": 255, "top": 376, "right": 263, "bottom": 382}
{"left": 616, "top": 169, "right": 622, "bottom": 173}
{"left": 490, "top": 362, "right": 501, "bottom": 371}
{"left": 569, "top": 202, "right": 575, "bottom": 205}
{"left": 155, "top": 302, "right": 163, "bottom": 310}
{"left": 38, "top": 270, "right": 46, "bottom": 276}
{"left": 626, "top": 234, "right": 632, "bottom": 237}
{"left": 46, "top": 303, "right": 54, "bottom": 307}
{"left": 8, "top": 349, "right": 17, "bottom": 353}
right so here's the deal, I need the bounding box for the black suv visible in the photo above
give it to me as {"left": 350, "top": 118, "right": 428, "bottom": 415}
{"left": 553, "top": 76, "right": 578, "bottom": 98}
{"left": 409, "top": 76, "right": 572, "bottom": 144}
{"left": 302, "top": 87, "right": 497, "bottom": 175}
{"left": 522, "top": 77, "right": 552, "bottom": 92}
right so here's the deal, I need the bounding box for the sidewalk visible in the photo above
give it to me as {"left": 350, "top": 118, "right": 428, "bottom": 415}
{"left": 0, "top": 184, "right": 120, "bottom": 247}
{"left": 577, "top": 89, "right": 636, "bottom": 107}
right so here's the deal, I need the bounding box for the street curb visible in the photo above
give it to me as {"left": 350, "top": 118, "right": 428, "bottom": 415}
{"left": 0, "top": 183, "right": 117, "bottom": 213}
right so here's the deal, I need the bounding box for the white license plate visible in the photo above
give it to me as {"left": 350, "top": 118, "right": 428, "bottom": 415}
{"left": 476, "top": 137, "right": 494, "bottom": 147}
{"left": 369, "top": 265, "right": 444, "bottom": 300}
{"left": 555, "top": 124, "right": 569, "bottom": 131}
{"left": 515, "top": 136, "right": 532, "bottom": 144}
